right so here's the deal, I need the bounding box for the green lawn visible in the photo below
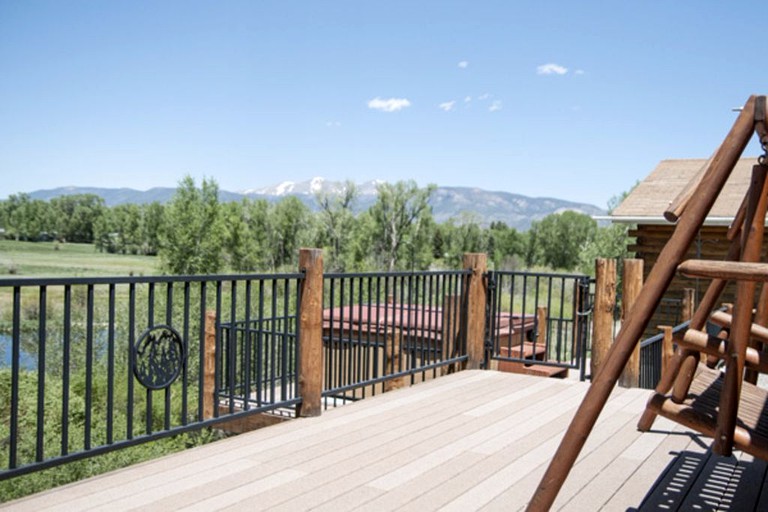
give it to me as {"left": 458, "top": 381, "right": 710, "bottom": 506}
{"left": 0, "top": 240, "right": 159, "bottom": 278}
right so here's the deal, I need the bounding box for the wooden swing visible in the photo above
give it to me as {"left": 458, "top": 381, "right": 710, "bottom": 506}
{"left": 527, "top": 94, "right": 768, "bottom": 511}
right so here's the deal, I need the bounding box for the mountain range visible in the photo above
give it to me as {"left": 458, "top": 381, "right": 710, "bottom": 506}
{"left": 26, "top": 178, "right": 605, "bottom": 231}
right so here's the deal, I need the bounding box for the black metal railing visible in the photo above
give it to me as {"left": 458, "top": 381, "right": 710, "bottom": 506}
{"left": 0, "top": 272, "right": 304, "bottom": 480}
{"left": 218, "top": 314, "right": 299, "bottom": 416}
{"left": 638, "top": 305, "right": 725, "bottom": 389}
{"left": 486, "top": 270, "right": 592, "bottom": 380}
{"left": 0, "top": 263, "right": 598, "bottom": 480}
{"left": 637, "top": 298, "right": 685, "bottom": 389}
{"left": 321, "top": 270, "right": 470, "bottom": 404}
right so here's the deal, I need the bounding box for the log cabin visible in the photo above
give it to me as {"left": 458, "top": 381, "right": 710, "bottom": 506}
{"left": 611, "top": 156, "right": 765, "bottom": 336}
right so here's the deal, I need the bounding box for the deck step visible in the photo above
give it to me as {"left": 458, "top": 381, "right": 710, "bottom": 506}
{"left": 495, "top": 360, "right": 569, "bottom": 378}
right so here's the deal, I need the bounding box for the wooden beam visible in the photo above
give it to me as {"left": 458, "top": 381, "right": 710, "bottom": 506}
{"left": 679, "top": 328, "right": 768, "bottom": 373}
{"left": 710, "top": 310, "right": 768, "bottom": 343}
{"left": 297, "top": 248, "right": 324, "bottom": 418}
{"left": 527, "top": 95, "right": 757, "bottom": 512}
{"left": 664, "top": 154, "right": 713, "bottom": 223}
{"left": 463, "top": 253, "right": 487, "bottom": 370}
{"left": 678, "top": 260, "right": 768, "bottom": 282}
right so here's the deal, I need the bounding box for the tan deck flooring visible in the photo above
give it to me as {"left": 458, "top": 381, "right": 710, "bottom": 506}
{"left": 4, "top": 370, "right": 768, "bottom": 511}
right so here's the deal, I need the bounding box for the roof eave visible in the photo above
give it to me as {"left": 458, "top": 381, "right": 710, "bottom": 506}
{"left": 604, "top": 215, "right": 737, "bottom": 226}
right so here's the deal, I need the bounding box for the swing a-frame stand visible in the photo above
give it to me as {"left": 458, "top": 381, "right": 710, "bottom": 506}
{"left": 528, "top": 94, "right": 768, "bottom": 511}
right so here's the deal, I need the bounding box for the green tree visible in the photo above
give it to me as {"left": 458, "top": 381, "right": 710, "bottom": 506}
{"left": 369, "top": 181, "right": 436, "bottom": 271}
{"left": 487, "top": 221, "right": 525, "bottom": 270}
{"left": 51, "top": 194, "right": 106, "bottom": 243}
{"left": 159, "top": 176, "right": 223, "bottom": 274}
{"left": 140, "top": 202, "right": 165, "bottom": 256}
{"left": 221, "top": 201, "right": 258, "bottom": 271}
{"left": 267, "top": 197, "right": 314, "bottom": 269}
{"left": 2, "top": 194, "right": 57, "bottom": 241}
{"left": 315, "top": 181, "right": 357, "bottom": 271}
{"left": 577, "top": 186, "right": 637, "bottom": 275}
{"left": 529, "top": 211, "right": 597, "bottom": 270}
{"left": 439, "top": 213, "right": 487, "bottom": 268}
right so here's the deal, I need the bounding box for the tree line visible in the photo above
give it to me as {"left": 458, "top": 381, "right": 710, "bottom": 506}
{"left": 0, "top": 176, "right": 631, "bottom": 275}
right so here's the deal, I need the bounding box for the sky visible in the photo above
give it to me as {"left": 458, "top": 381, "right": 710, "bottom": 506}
{"left": 1, "top": 1, "right": 766, "bottom": 209}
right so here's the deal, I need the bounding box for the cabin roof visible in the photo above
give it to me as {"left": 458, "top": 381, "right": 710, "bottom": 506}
{"left": 611, "top": 157, "right": 762, "bottom": 224}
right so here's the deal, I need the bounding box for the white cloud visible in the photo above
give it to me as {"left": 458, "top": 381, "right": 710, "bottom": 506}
{"left": 489, "top": 100, "right": 502, "bottom": 112}
{"left": 464, "top": 96, "right": 472, "bottom": 103}
{"left": 574, "top": 69, "right": 585, "bottom": 75}
{"left": 438, "top": 101, "right": 456, "bottom": 112}
{"left": 478, "top": 93, "right": 491, "bottom": 100}
{"left": 367, "top": 97, "right": 412, "bottom": 112}
{"left": 458, "top": 60, "right": 469, "bottom": 69}
{"left": 537, "top": 63, "right": 568, "bottom": 75}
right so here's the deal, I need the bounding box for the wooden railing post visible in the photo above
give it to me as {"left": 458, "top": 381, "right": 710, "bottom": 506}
{"left": 441, "top": 295, "right": 459, "bottom": 375}
{"left": 659, "top": 325, "right": 674, "bottom": 377}
{"left": 384, "top": 327, "right": 405, "bottom": 391}
{"left": 297, "top": 248, "right": 323, "bottom": 417}
{"left": 682, "top": 288, "right": 695, "bottom": 321}
{"left": 619, "top": 258, "right": 644, "bottom": 388}
{"left": 591, "top": 258, "right": 617, "bottom": 379}
{"left": 463, "top": 253, "right": 487, "bottom": 370}
{"left": 203, "top": 310, "right": 216, "bottom": 420}
{"left": 537, "top": 306, "right": 548, "bottom": 347}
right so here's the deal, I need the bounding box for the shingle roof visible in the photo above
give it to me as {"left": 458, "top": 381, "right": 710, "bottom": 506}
{"left": 612, "top": 157, "right": 762, "bottom": 223}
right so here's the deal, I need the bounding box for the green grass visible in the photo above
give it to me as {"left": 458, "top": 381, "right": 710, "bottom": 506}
{"left": 0, "top": 240, "right": 159, "bottom": 278}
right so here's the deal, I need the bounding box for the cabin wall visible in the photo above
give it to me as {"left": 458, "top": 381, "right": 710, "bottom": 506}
{"left": 628, "top": 224, "right": 747, "bottom": 338}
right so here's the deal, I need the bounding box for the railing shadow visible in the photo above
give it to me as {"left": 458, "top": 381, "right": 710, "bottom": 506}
{"left": 633, "top": 444, "right": 768, "bottom": 511}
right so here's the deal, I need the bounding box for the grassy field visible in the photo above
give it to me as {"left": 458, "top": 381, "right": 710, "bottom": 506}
{"left": 0, "top": 240, "right": 159, "bottom": 278}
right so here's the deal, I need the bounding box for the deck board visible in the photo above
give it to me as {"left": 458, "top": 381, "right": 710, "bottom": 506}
{"left": 4, "top": 370, "right": 768, "bottom": 511}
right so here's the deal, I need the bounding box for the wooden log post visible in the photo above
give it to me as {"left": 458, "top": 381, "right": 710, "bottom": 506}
{"left": 619, "top": 259, "right": 644, "bottom": 388}
{"left": 527, "top": 96, "right": 759, "bottom": 512}
{"left": 441, "top": 295, "right": 459, "bottom": 375}
{"left": 297, "top": 248, "right": 323, "bottom": 418}
{"left": 537, "top": 306, "right": 548, "bottom": 351}
{"left": 682, "top": 288, "right": 695, "bottom": 322}
{"left": 203, "top": 310, "right": 217, "bottom": 420}
{"left": 384, "top": 327, "right": 405, "bottom": 391}
{"left": 659, "top": 325, "right": 674, "bottom": 376}
{"left": 463, "top": 253, "right": 487, "bottom": 370}
{"left": 591, "top": 258, "right": 617, "bottom": 379}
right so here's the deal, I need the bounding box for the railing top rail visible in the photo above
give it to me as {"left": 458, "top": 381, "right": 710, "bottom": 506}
{"left": 639, "top": 319, "right": 690, "bottom": 348}
{"left": 639, "top": 305, "right": 728, "bottom": 349}
{"left": 0, "top": 272, "right": 306, "bottom": 287}
{"left": 487, "top": 269, "right": 590, "bottom": 280}
{"left": 324, "top": 269, "right": 471, "bottom": 279}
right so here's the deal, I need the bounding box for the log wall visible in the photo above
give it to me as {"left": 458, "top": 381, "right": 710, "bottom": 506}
{"left": 629, "top": 223, "right": 768, "bottom": 337}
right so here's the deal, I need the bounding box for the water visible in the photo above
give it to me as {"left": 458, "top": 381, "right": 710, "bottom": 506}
{"left": 0, "top": 333, "right": 37, "bottom": 370}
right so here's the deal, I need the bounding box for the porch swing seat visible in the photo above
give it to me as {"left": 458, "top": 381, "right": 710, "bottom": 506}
{"left": 647, "top": 362, "right": 768, "bottom": 460}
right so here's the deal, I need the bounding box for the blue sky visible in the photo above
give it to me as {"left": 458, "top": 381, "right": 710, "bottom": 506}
{"left": 1, "top": 1, "right": 765, "bottom": 208}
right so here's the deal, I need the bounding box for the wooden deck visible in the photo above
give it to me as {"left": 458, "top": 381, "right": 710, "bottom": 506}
{"left": 4, "top": 370, "right": 768, "bottom": 511}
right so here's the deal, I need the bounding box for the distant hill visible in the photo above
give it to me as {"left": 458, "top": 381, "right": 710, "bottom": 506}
{"left": 26, "top": 179, "right": 605, "bottom": 231}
